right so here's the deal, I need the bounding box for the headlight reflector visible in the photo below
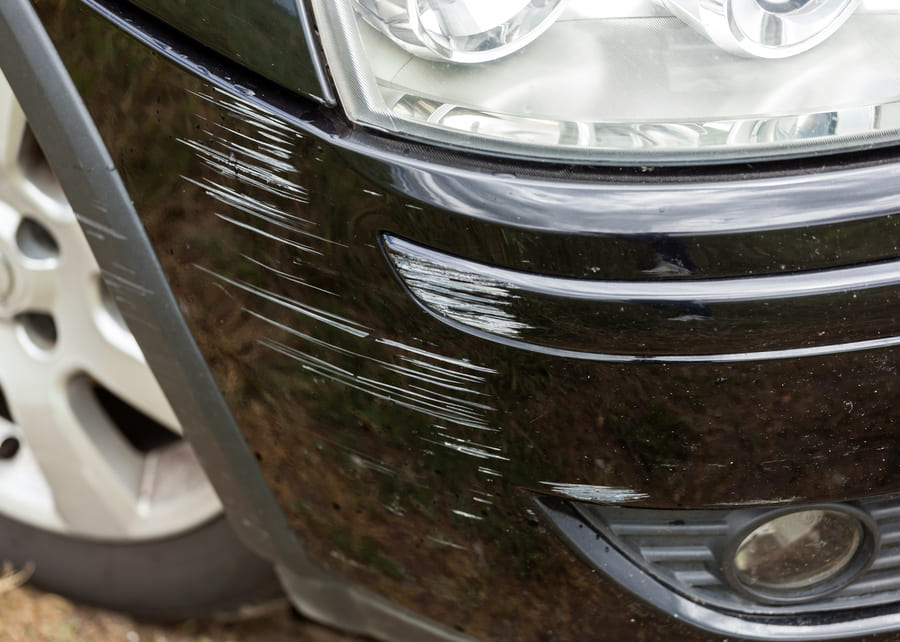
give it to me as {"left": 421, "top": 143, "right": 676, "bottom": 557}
{"left": 312, "top": 0, "right": 900, "bottom": 163}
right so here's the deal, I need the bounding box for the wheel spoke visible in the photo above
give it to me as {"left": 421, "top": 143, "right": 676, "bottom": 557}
{"left": 0, "top": 201, "right": 21, "bottom": 247}
{"left": 25, "top": 403, "right": 145, "bottom": 538}
{"left": 78, "top": 316, "right": 182, "bottom": 435}
{"left": 0, "top": 413, "right": 61, "bottom": 532}
{"left": 50, "top": 227, "right": 181, "bottom": 434}
{"left": 0, "top": 332, "right": 145, "bottom": 537}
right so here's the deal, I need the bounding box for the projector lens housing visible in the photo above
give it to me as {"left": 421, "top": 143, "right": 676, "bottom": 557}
{"left": 663, "top": 0, "right": 861, "bottom": 59}
{"left": 409, "top": 0, "right": 569, "bottom": 63}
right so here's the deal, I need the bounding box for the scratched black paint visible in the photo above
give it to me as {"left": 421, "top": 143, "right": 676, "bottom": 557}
{"left": 38, "top": 2, "right": 900, "bottom": 640}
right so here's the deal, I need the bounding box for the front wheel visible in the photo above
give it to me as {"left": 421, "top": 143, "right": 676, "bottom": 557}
{"left": 0, "top": 68, "right": 282, "bottom": 617}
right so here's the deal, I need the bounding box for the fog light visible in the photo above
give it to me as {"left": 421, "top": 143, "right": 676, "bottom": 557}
{"left": 730, "top": 508, "right": 875, "bottom": 601}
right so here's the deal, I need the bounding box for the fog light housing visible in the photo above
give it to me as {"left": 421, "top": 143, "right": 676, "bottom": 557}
{"left": 725, "top": 507, "right": 878, "bottom": 603}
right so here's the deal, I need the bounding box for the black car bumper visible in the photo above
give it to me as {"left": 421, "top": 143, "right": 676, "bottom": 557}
{"left": 20, "top": 0, "right": 900, "bottom": 638}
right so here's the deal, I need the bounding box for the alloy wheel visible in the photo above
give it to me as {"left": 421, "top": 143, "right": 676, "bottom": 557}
{"left": 0, "top": 71, "right": 221, "bottom": 540}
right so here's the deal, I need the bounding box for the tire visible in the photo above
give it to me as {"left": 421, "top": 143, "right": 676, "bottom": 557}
{"left": 0, "top": 513, "right": 284, "bottom": 620}
{"left": 0, "top": 66, "right": 281, "bottom": 617}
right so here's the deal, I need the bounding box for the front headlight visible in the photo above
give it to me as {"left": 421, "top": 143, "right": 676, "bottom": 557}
{"left": 311, "top": 0, "right": 900, "bottom": 164}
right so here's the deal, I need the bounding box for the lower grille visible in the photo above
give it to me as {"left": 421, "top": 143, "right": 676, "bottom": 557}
{"left": 571, "top": 495, "right": 900, "bottom": 616}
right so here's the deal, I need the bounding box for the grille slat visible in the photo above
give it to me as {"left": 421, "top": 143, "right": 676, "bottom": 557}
{"left": 877, "top": 524, "right": 900, "bottom": 546}
{"left": 673, "top": 569, "right": 722, "bottom": 587}
{"left": 610, "top": 521, "right": 728, "bottom": 537}
{"left": 869, "top": 548, "right": 900, "bottom": 572}
{"left": 867, "top": 504, "right": 900, "bottom": 521}
{"left": 640, "top": 545, "right": 715, "bottom": 563}
{"left": 837, "top": 572, "right": 900, "bottom": 596}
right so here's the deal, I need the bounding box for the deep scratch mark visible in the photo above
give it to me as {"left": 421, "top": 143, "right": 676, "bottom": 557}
{"left": 540, "top": 482, "right": 649, "bottom": 503}
{"left": 215, "top": 214, "right": 323, "bottom": 256}
{"left": 195, "top": 265, "right": 370, "bottom": 337}
{"left": 387, "top": 245, "right": 532, "bottom": 338}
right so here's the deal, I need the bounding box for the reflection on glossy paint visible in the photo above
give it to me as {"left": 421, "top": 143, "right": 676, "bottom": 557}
{"left": 383, "top": 146, "right": 900, "bottom": 236}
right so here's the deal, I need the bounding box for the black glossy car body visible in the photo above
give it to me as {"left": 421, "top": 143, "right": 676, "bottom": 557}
{"left": 5, "top": 0, "right": 900, "bottom": 639}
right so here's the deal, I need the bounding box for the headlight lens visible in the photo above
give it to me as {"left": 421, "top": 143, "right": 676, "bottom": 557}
{"left": 311, "top": 0, "right": 900, "bottom": 164}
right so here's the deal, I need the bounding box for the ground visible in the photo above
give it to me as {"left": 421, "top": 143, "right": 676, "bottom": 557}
{"left": 0, "top": 566, "right": 360, "bottom": 642}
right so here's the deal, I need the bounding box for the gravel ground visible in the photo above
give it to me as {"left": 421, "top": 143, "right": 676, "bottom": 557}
{"left": 0, "top": 566, "right": 361, "bottom": 642}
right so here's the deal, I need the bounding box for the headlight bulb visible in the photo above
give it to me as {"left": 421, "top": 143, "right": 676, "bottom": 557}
{"left": 663, "top": 0, "right": 861, "bottom": 58}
